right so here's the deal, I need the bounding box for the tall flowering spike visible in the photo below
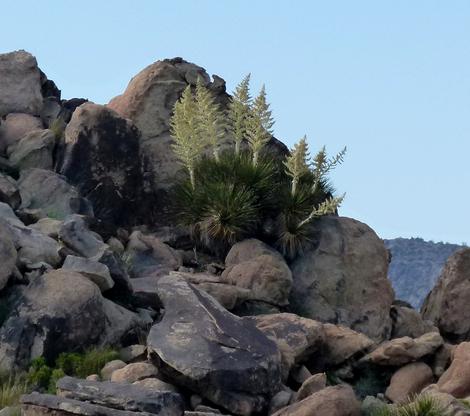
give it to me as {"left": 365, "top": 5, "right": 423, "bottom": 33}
{"left": 195, "top": 77, "right": 225, "bottom": 161}
{"left": 284, "top": 135, "right": 310, "bottom": 195}
{"left": 247, "top": 84, "right": 275, "bottom": 166}
{"left": 311, "top": 146, "right": 347, "bottom": 193}
{"left": 170, "top": 85, "right": 205, "bottom": 189}
{"left": 228, "top": 74, "right": 252, "bottom": 155}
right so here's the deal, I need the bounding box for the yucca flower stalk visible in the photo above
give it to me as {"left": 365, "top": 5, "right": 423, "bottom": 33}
{"left": 228, "top": 74, "right": 252, "bottom": 155}
{"left": 170, "top": 85, "right": 205, "bottom": 189}
{"left": 246, "top": 85, "right": 274, "bottom": 166}
{"left": 195, "top": 77, "right": 225, "bottom": 162}
{"left": 311, "top": 146, "right": 347, "bottom": 194}
{"left": 284, "top": 135, "right": 310, "bottom": 195}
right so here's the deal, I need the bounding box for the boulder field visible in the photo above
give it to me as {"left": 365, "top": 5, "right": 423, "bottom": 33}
{"left": 0, "top": 50, "right": 470, "bottom": 416}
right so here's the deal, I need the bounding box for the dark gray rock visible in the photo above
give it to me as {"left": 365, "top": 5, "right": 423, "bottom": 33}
{"left": 59, "top": 103, "right": 144, "bottom": 225}
{"left": 0, "top": 173, "right": 20, "bottom": 209}
{"left": 147, "top": 275, "right": 282, "bottom": 416}
{"left": 21, "top": 393, "right": 157, "bottom": 416}
{"left": 0, "top": 221, "right": 16, "bottom": 290}
{"left": 62, "top": 255, "right": 114, "bottom": 292}
{"left": 7, "top": 129, "right": 55, "bottom": 170}
{"left": 59, "top": 215, "right": 106, "bottom": 257}
{"left": 57, "top": 376, "right": 184, "bottom": 416}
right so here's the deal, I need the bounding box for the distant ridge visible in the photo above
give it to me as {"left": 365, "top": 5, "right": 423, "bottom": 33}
{"left": 384, "top": 237, "right": 464, "bottom": 308}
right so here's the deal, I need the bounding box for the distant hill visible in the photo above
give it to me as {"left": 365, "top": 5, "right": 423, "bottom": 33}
{"left": 384, "top": 238, "right": 464, "bottom": 309}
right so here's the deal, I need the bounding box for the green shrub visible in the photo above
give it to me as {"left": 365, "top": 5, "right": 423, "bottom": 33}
{"left": 0, "top": 373, "right": 30, "bottom": 409}
{"left": 170, "top": 76, "right": 346, "bottom": 258}
{"left": 48, "top": 369, "right": 65, "bottom": 394}
{"left": 374, "top": 395, "right": 446, "bottom": 416}
{"left": 27, "top": 357, "right": 52, "bottom": 390}
{"left": 74, "top": 347, "right": 119, "bottom": 378}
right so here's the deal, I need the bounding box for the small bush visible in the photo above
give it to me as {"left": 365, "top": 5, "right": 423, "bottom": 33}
{"left": 0, "top": 373, "right": 30, "bottom": 409}
{"left": 374, "top": 395, "right": 446, "bottom": 416}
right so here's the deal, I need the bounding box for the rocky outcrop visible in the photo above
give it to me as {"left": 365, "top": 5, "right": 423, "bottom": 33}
{"left": 7, "top": 129, "right": 55, "bottom": 170}
{"left": 0, "top": 51, "right": 43, "bottom": 117}
{"left": 18, "top": 169, "right": 92, "bottom": 221}
{"left": 421, "top": 248, "right": 470, "bottom": 342}
{"left": 222, "top": 239, "right": 292, "bottom": 310}
{"left": 437, "top": 341, "right": 470, "bottom": 398}
{"left": 0, "top": 269, "right": 143, "bottom": 372}
{"left": 59, "top": 103, "right": 144, "bottom": 225}
{"left": 290, "top": 216, "right": 394, "bottom": 341}
{"left": 272, "top": 385, "right": 360, "bottom": 416}
{"left": 56, "top": 376, "right": 184, "bottom": 415}
{"left": 147, "top": 275, "right": 282, "bottom": 415}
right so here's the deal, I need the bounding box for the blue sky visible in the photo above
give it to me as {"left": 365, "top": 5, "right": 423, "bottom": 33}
{"left": 2, "top": 1, "right": 469, "bottom": 243}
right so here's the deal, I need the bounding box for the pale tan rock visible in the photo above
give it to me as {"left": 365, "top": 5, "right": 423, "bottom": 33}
{"left": 272, "top": 385, "right": 360, "bottom": 416}
{"left": 438, "top": 342, "right": 470, "bottom": 398}
{"left": 385, "top": 362, "right": 433, "bottom": 403}
{"left": 0, "top": 113, "right": 43, "bottom": 153}
{"left": 133, "top": 377, "right": 178, "bottom": 393}
{"left": 100, "top": 359, "right": 126, "bottom": 380}
{"left": 296, "top": 373, "right": 327, "bottom": 401}
{"left": 110, "top": 362, "right": 159, "bottom": 383}
{"left": 362, "top": 332, "right": 443, "bottom": 366}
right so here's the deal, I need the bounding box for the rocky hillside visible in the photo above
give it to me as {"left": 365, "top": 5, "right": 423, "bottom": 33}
{"left": 385, "top": 238, "right": 463, "bottom": 308}
{"left": 1, "top": 50, "right": 470, "bottom": 416}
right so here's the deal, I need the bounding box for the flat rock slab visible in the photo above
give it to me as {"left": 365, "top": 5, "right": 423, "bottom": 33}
{"left": 57, "top": 376, "right": 183, "bottom": 416}
{"left": 147, "top": 275, "right": 282, "bottom": 416}
{"left": 21, "top": 393, "right": 158, "bottom": 416}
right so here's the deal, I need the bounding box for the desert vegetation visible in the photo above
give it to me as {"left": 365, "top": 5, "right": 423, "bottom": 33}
{"left": 170, "top": 75, "right": 345, "bottom": 258}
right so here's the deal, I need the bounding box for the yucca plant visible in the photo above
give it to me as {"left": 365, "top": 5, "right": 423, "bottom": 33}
{"left": 170, "top": 75, "right": 346, "bottom": 258}
{"left": 374, "top": 395, "right": 446, "bottom": 416}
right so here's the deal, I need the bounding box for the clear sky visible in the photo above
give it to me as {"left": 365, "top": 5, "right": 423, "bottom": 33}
{"left": 2, "top": 1, "right": 469, "bottom": 243}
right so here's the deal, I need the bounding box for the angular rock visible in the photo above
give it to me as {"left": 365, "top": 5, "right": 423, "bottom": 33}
{"left": 246, "top": 313, "right": 324, "bottom": 381}
{"left": 111, "top": 362, "right": 159, "bottom": 383}
{"left": 147, "top": 275, "right": 282, "bottom": 416}
{"left": 0, "top": 113, "right": 43, "bottom": 154}
{"left": 60, "top": 103, "right": 143, "bottom": 225}
{"left": 222, "top": 239, "right": 292, "bottom": 307}
{"left": 59, "top": 215, "right": 106, "bottom": 257}
{"left": 296, "top": 373, "right": 327, "bottom": 401}
{"left": 62, "top": 255, "right": 114, "bottom": 292}
{"left": 0, "top": 173, "right": 20, "bottom": 209}
{"left": 124, "top": 231, "right": 182, "bottom": 278}
{"left": 8, "top": 129, "right": 55, "bottom": 170}
{"left": 18, "top": 169, "right": 92, "bottom": 221}
{"left": 0, "top": 51, "right": 43, "bottom": 116}
{"left": 120, "top": 344, "right": 147, "bottom": 363}
{"left": 0, "top": 269, "right": 143, "bottom": 372}
{"left": 421, "top": 248, "right": 470, "bottom": 342}
{"left": 269, "top": 389, "right": 293, "bottom": 414}
{"left": 21, "top": 393, "right": 159, "bottom": 416}
{"left": 437, "top": 341, "right": 470, "bottom": 398}
{"left": 0, "top": 221, "right": 16, "bottom": 290}
{"left": 130, "top": 277, "right": 162, "bottom": 309}
{"left": 272, "top": 385, "right": 360, "bottom": 416}
{"left": 390, "top": 305, "right": 438, "bottom": 339}
{"left": 385, "top": 362, "right": 433, "bottom": 403}
{"left": 362, "top": 332, "right": 443, "bottom": 367}
{"left": 290, "top": 216, "right": 394, "bottom": 341}
{"left": 57, "top": 376, "right": 183, "bottom": 416}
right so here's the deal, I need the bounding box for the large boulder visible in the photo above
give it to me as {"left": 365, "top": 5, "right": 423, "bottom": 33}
{"left": 290, "top": 216, "right": 394, "bottom": 341}
{"left": 421, "top": 248, "right": 470, "bottom": 342}
{"left": 437, "top": 341, "right": 470, "bottom": 398}
{"left": 0, "top": 113, "right": 43, "bottom": 154}
{"left": 0, "top": 172, "right": 20, "bottom": 209}
{"left": 0, "top": 51, "right": 43, "bottom": 117}
{"left": 56, "top": 376, "right": 184, "bottom": 416}
{"left": 390, "top": 305, "right": 437, "bottom": 339}
{"left": 7, "top": 129, "right": 55, "bottom": 170}
{"left": 0, "top": 269, "right": 144, "bottom": 372}
{"left": 222, "top": 239, "right": 293, "bottom": 309}
{"left": 272, "top": 385, "right": 360, "bottom": 416}
{"left": 18, "top": 169, "right": 92, "bottom": 221}
{"left": 147, "top": 275, "right": 282, "bottom": 416}
{"left": 62, "top": 255, "right": 114, "bottom": 292}
{"left": 108, "top": 58, "right": 287, "bottom": 218}
{"left": 0, "top": 221, "right": 17, "bottom": 290}
{"left": 59, "top": 103, "right": 143, "bottom": 225}
{"left": 385, "top": 362, "right": 434, "bottom": 403}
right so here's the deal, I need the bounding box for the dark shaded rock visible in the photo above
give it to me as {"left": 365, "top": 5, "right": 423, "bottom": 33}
{"left": 18, "top": 169, "right": 93, "bottom": 221}
{"left": 62, "top": 255, "right": 114, "bottom": 292}
{"left": 421, "top": 248, "right": 470, "bottom": 342}
{"left": 390, "top": 305, "right": 437, "bottom": 339}
{"left": 0, "top": 269, "right": 144, "bottom": 372}
{"left": 0, "top": 221, "right": 16, "bottom": 290}
{"left": 0, "top": 172, "right": 20, "bottom": 209}
{"left": 290, "top": 216, "right": 394, "bottom": 342}
{"left": 57, "top": 376, "right": 183, "bottom": 416}
{"left": 59, "top": 103, "right": 143, "bottom": 225}
{"left": 21, "top": 393, "right": 157, "bottom": 416}
{"left": 147, "top": 275, "right": 282, "bottom": 416}
{"left": 58, "top": 215, "right": 106, "bottom": 257}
